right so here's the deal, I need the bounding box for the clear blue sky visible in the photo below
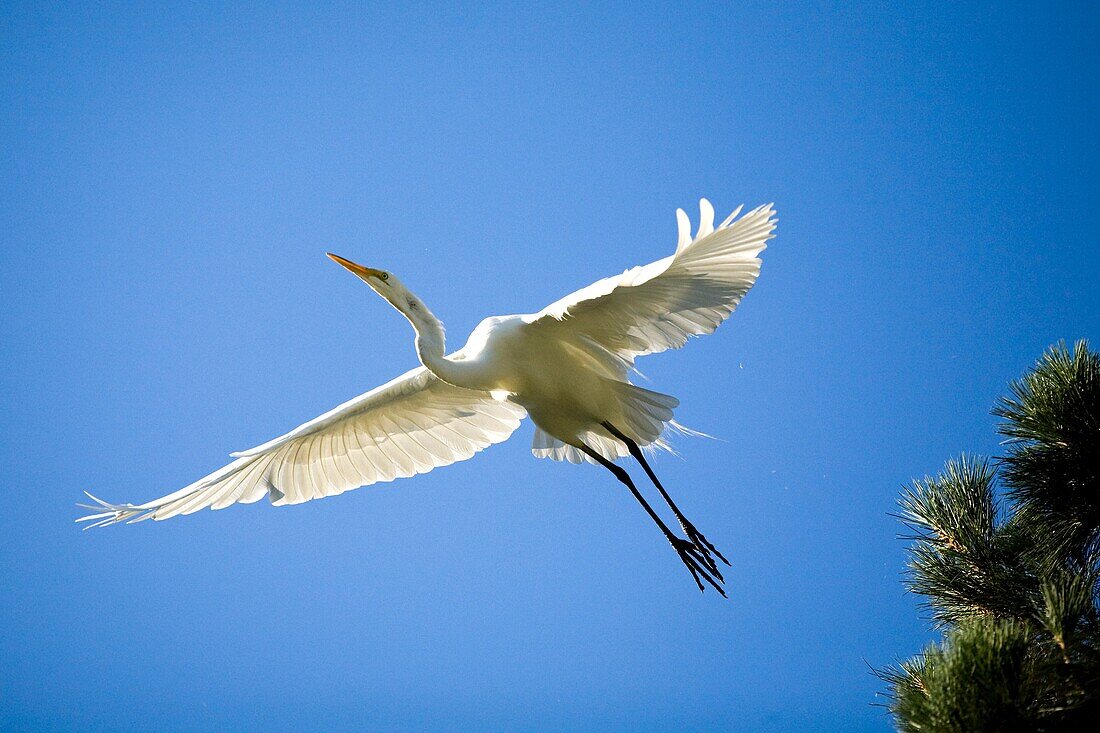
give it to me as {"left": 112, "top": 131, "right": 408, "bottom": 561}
{"left": 2, "top": 2, "right": 1097, "bottom": 730}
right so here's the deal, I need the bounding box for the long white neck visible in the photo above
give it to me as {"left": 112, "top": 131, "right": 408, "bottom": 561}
{"left": 398, "top": 296, "right": 474, "bottom": 388}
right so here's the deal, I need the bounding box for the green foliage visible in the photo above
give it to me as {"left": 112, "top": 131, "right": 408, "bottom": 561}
{"left": 881, "top": 341, "right": 1100, "bottom": 732}
{"left": 995, "top": 341, "right": 1100, "bottom": 566}
{"left": 881, "top": 619, "right": 1035, "bottom": 733}
{"left": 898, "top": 456, "right": 1031, "bottom": 625}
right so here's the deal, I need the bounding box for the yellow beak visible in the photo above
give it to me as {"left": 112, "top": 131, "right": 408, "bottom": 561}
{"left": 326, "top": 253, "right": 386, "bottom": 281}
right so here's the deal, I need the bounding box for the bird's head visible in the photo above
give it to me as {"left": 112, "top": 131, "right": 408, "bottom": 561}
{"left": 326, "top": 252, "right": 424, "bottom": 321}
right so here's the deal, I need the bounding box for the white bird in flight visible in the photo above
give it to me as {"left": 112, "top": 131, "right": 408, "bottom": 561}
{"left": 79, "top": 199, "right": 777, "bottom": 595}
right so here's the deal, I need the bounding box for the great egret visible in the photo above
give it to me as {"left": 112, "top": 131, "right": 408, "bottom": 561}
{"left": 79, "top": 199, "right": 776, "bottom": 595}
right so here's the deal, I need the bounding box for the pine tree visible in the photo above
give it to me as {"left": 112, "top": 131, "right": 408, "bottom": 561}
{"left": 880, "top": 341, "right": 1100, "bottom": 732}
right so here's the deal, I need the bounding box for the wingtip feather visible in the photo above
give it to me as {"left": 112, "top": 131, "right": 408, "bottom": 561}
{"left": 75, "top": 491, "right": 148, "bottom": 528}
{"left": 697, "top": 198, "right": 715, "bottom": 239}
{"left": 675, "top": 208, "right": 691, "bottom": 252}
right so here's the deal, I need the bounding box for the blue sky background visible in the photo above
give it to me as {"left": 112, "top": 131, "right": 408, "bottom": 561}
{"left": 2, "top": 2, "right": 1097, "bottom": 730}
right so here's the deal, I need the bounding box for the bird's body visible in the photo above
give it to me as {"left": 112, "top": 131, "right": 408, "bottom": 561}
{"left": 448, "top": 315, "right": 662, "bottom": 452}
{"left": 80, "top": 199, "right": 777, "bottom": 595}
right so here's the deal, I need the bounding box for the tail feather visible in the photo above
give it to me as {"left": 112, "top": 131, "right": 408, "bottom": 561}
{"left": 530, "top": 380, "right": 687, "bottom": 464}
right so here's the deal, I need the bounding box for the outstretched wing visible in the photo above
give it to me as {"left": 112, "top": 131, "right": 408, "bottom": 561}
{"left": 526, "top": 200, "right": 776, "bottom": 364}
{"left": 78, "top": 367, "right": 526, "bottom": 527}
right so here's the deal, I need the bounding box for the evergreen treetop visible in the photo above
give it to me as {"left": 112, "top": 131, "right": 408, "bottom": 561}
{"left": 881, "top": 341, "right": 1100, "bottom": 732}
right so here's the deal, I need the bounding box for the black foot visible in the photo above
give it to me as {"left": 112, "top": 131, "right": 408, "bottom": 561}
{"left": 680, "top": 519, "right": 731, "bottom": 573}
{"left": 671, "top": 537, "right": 727, "bottom": 597}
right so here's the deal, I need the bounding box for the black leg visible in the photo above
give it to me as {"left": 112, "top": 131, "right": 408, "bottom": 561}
{"left": 601, "top": 421, "right": 731, "bottom": 570}
{"left": 577, "top": 442, "right": 726, "bottom": 597}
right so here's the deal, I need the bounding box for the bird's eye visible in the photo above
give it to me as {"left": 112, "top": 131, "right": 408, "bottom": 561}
{"left": 380, "top": 273, "right": 390, "bottom": 281}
